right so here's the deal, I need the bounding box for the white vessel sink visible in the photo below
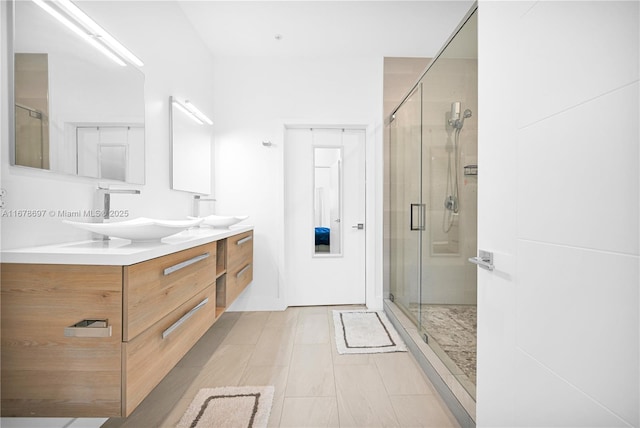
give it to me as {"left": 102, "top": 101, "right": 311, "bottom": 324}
{"left": 191, "top": 214, "right": 249, "bottom": 228}
{"left": 63, "top": 217, "right": 204, "bottom": 242}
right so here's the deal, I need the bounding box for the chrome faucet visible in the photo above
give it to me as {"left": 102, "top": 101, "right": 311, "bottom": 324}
{"left": 193, "top": 195, "right": 216, "bottom": 217}
{"left": 97, "top": 186, "right": 141, "bottom": 221}
{"left": 95, "top": 186, "right": 140, "bottom": 241}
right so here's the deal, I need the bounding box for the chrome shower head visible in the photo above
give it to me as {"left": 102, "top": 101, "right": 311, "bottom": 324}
{"left": 448, "top": 103, "right": 472, "bottom": 130}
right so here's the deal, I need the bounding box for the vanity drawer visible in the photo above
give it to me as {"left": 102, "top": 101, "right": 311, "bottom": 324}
{"left": 124, "top": 242, "right": 216, "bottom": 341}
{"left": 123, "top": 283, "right": 216, "bottom": 416}
{"left": 224, "top": 231, "right": 253, "bottom": 305}
{"left": 226, "top": 260, "right": 253, "bottom": 305}
{"left": 227, "top": 231, "right": 253, "bottom": 271}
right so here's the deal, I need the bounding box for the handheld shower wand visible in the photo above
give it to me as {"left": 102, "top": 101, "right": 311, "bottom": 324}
{"left": 443, "top": 101, "right": 473, "bottom": 233}
{"left": 448, "top": 102, "right": 472, "bottom": 130}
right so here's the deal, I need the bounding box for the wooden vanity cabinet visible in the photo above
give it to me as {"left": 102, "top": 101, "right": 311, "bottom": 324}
{"left": 0, "top": 232, "right": 253, "bottom": 418}
{"left": 0, "top": 264, "right": 124, "bottom": 417}
{"left": 123, "top": 283, "right": 217, "bottom": 414}
{"left": 122, "top": 242, "right": 218, "bottom": 415}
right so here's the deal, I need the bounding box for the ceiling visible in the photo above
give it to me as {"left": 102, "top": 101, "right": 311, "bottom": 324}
{"left": 177, "top": 1, "right": 475, "bottom": 58}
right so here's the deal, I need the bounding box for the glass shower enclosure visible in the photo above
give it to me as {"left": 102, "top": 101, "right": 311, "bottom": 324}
{"left": 388, "top": 9, "right": 477, "bottom": 397}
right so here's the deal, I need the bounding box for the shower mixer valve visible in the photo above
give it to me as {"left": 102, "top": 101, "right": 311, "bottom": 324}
{"left": 444, "top": 195, "right": 458, "bottom": 213}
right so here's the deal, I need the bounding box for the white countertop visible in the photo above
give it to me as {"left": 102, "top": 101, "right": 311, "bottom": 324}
{"left": 0, "top": 225, "right": 254, "bottom": 266}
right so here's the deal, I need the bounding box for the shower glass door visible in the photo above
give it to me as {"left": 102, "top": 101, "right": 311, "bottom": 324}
{"left": 420, "top": 10, "right": 478, "bottom": 396}
{"left": 388, "top": 9, "right": 478, "bottom": 399}
{"left": 389, "top": 85, "right": 422, "bottom": 325}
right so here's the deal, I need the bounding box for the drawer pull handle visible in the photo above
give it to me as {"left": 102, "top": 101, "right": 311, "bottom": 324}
{"left": 162, "top": 298, "right": 208, "bottom": 339}
{"left": 236, "top": 263, "right": 251, "bottom": 278}
{"left": 64, "top": 319, "right": 112, "bottom": 338}
{"left": 163, "top": 252, "right": 210, "bottom": 276}
{"left": 237, "top": 236, "right": 253, "bottom": 246}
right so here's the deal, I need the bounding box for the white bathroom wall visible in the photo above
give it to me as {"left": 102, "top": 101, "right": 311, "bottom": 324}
{"left": 477, "top": 1, "right": 639, "bottom": 427}
{"left": 1, "top": 1, "right": 216, "bottom": 249}
{"left": 209, "top": 55, "right": 384, "bottom": 311}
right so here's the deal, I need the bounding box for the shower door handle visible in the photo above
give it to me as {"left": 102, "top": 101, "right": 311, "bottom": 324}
{"left": 410, "top": 203, "right": 425, "bottom": 231}
{"left": 469, "top": 250, "right": 494, "bottom": 271}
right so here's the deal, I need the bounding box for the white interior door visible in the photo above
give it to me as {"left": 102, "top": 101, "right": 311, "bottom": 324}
{"left": 285, "top": 127, "right": 366, "bottom": 306}
{"left": 477, "top": 2, "right": 639, "bottom": 426}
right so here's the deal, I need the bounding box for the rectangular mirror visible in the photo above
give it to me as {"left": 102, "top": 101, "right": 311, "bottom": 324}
{"left": 10, "top": 0, "right": 146, "bottom": 184}
{"left": 169, "top": 96, "right": 212, "bottom": 195}
{"left": 314, "top": 147, "right": 342, "bottom": 255}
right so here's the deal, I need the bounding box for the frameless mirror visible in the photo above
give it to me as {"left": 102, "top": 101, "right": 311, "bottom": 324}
{"left": 169, "top": 96, "right": 212, "bottom": 195}
{"left": 11, "top": 0, "right": 146, "bottom": 184}
{"left": 313, "top": 147, "right": 342, "bottom": 255}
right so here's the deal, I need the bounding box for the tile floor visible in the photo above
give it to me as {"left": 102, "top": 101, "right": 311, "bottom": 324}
{"left": 408, "top": 304, "right": 477, "bottom": 385}
{"left": 103, "top": 306, "right": 459, "bottom": 428}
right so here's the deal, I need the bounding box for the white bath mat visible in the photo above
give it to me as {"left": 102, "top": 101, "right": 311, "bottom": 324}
{"left": 176, "top": 385, "right": 274, "bottom": 428}
{"left": 332, "top": 310, "right": 407, "bottom": 354}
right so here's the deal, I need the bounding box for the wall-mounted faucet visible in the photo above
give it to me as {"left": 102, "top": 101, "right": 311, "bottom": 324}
{"left": 193, "top": 195, "right": 216, "bottom": 217}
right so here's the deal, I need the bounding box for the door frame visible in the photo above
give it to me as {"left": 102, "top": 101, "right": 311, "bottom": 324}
{"left": 283, "top": 123, "right": 380, "bottom": 309}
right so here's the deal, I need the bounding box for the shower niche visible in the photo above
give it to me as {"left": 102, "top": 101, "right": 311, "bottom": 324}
{"left": 387, "top": 8, "right": 478, "bottom": 400}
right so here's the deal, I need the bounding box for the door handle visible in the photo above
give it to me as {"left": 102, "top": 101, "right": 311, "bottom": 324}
{"left": 352, "top": 223, "right": 364, "bottom": 230}
{"left": 468, "top": 250, "right": 494, "bottom": 271}
{"left": 410, "top": 203, "right": 425, "bottom": 231}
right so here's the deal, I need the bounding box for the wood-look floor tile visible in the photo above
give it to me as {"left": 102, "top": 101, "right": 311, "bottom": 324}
{"left": 265, "top": 308, "right": 300, "bottom": 329}
{"left": 373, "top": 352, "right": 434, "bottom": 395}
{"left": 285, "top": 344, "right": 335, "bottom": 397}
{"left": 239, "top": 365, "right": 289, "bottom": 427}
{"left": 279, "top": 397, "right": 339, "bottom": 428}
{"left": 294, "top": 312, "right": 330, "bottom": 344}
{"left": 158, "top": 398, "right": 192, "bottom": 428}
{"left": 181, "top": 344, "right": 254, "bottom": 398}
{"left": 222, "top": 311, "right": 270, "bottom": 345}
{"left": 249, "top": 324, "right": 296, "bottom": 366}
{"left": 176, "top": 317, "right": 233, "bottom": 368}
{"left": 103, "top": 308, "right": 463, "bottom": 428}
{"left": 390, "top": 395, "right": 460, "bottom": 428}
{"left": 334, "top": 364, "right": 399, "bottom": 427}
{"left": 102, "top": 366, "right": 201, "bottom": 428}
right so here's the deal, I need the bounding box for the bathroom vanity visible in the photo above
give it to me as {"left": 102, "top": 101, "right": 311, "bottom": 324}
{"left": 0, "top": 226, "right": 253, "bottom": 417}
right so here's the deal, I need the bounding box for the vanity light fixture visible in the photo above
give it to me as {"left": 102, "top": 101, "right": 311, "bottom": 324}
{"left": 183, "top": 101, "right": 214, "bottom": 125}
{"left": 172, "top": 99, "right": 213, "bottom": 126}
{"left": 32, "top": 0, "right": 143, "bottom": 67}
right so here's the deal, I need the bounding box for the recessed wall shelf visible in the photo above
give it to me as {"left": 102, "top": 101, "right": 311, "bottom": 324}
{"left": 464, "top": 164, "right": 478, "bottom": 176}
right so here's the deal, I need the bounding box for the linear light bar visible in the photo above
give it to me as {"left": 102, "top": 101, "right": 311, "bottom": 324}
{"left": 56, "top": 0, "right": 144, "bottom": 67}
{"left": 32, "top": 0, "right": 143, "bottom": 67}
{"left": 173, "top": 99, "right": 204, "bottom": 125}
{"left": 172, "top": 98, "right": 213, "bottom": 126}
{"left": 184, "top": 101, "right": 214, "bottom": 125}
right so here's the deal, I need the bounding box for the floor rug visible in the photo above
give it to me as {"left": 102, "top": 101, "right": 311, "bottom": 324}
{"left": 332, "top": 310, "right": 407, "bottom": 354}
{"left": 176, "top": 386, "right": 274, "bottom": 428}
